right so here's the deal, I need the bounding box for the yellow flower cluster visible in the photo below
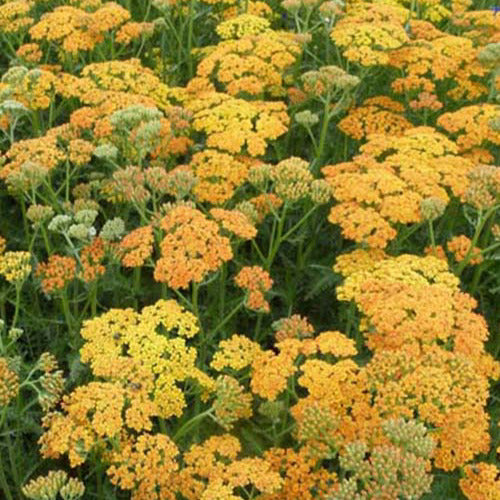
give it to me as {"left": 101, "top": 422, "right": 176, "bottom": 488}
{"left": 335, "top": 252, "right": 460, "bottom": 302}
{"left": 185, "top": 91, "right": 289, "bottom": 156}
{"left": 179, "top": 434, "right": 283, "bottom": 499}
{"left": 1, "top": 66, "right": 57, "bottom": 110}
{"left": 40, "top": 298, "right": 211, "bottom": 472}
{"left": 0, "top": 250, "right": 31, "bottom": 283}
{"left": 0, "top": 0, "right": 34, "bottom": 34}
{"left": 190, "top": 149, "right": 249, "bottom": 204}
{"left": 211, "top": 334, "right": 263, "bottom": 371}
{"left": 189, "top": 30, "right": 301, "bottom": 97}
{"left": 216, "top": 13, "right": 271, "bottom": 40}
{"left": 0, "top": 357, "right": 19, "bottom": 406}
{"left": 79, "top": 59, "right": 176, "bottom": 110}
{"left": 331, "top": 2, "right": 409, "bottom": 66}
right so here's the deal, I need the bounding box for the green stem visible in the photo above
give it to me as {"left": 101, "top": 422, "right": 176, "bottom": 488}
{"left": 457, "top": 206, "right": 497, "bottom": 276}
{"left": 254, "top": 313, "right": 264, "bottom": 342}
{"left": 90, "top": 282, "right": 98, "bottom": 317}
{"left": 11, "top": 284, "right": 22, "bottom": 329}
{"left": 314, "top": 96, "right": 332, "bottom": 169}
{"left": 61, "top": 291, "right": 74, "bottom": 338}
{"left": 173, "top": 408, "right": 213, "bottom": 442}
{"left": 210, "top": 300, "right": 244, "bottom": 340}
{"left": 427, "top": 219, "right": 437, "bottom": 256}
{"left": 266, "top": 202, "right": 288, "bottom": 270}
{"left": 0, "top": 454, "right": 13, "bottom": 500}
{"left": 280, "top": 205, "right": 317, "bottom": 242}
{"left": 186, "top": 0, "right": 197, "bottom": 79}
{"left": 40, "top": 226, "right": 51, "bottom": 256}
{"left": 218, "top": 263, "right": 226, "bottom": 321}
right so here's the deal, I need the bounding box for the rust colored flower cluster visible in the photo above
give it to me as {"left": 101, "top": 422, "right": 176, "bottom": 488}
{"left": 235, "top": 265, "right": 273, "bottom": 312}
{"left": 36, "top": 255, "right": 76, "bottom": 294}
{"left": 154, "top": 205, "right": 233, "bottom": 289}
{"left": 119, "top": 225, "right": 154, "bottom": 268}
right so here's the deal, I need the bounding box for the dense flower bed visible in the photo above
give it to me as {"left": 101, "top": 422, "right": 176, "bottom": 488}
{"left": 0, "top": 1, "right": 499, "bottom": 499}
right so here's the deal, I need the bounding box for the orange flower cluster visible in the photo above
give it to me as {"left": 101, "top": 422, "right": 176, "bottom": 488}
{"left": 235, "top": 265, "right": 273, "bottom": 312}
{"left": 389, "top": 30, "right": 489, "bottom": 101}
{"left": 262, "top": 447, "right": 336, "bottom": 500}
{"left": 322, "top": 127, "right": 474, "bottom": 248}
{"left": 210, "top": 208, "right": 257, "bottom": 240}
{"left": 249, "top": 330, "right": 358, "bottom": 402}
{"left": 447, "top": 235, "right": 484, "bottom": 266}
{"left": 80, "top": 237, "right": 106, "bottom": 282}
{"left": 29, "top": 2, "right": 131, "bottom": 55}
{"left": 249, "top": 193, "right": 283, "bottom": 222}
{"left": 36, "top": 255, "right": 76, "bottom": 294}
{"left": 338, "top": 96, "right": 412, "bottom": 141}
{"left": 460, "top": 462, "right": 500, "bottom": 500}
{"left": 119, "top": 225, "right": 154, "bottom": 268}
{"left": 453, "top": 9, "right": 500, "bottom": 44}
{"left": 437, "top": 104, "right": 500, "bottom": 160}
{"left": 154, "top": 205, "right": 233, "bottom": 289}
{"left": 332, "top": 250, "right": 498, "bottom": 470}
{"left": 367, "top": 345, "right": 491, "bottom": 470}
{"left": 0, "top": 132, "right": 66, "bottom": 180}
{"left": 107, "top": 433, "right": 179, "bottom": 500}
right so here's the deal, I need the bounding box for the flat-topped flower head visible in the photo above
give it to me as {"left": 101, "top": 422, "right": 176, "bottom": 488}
{"left": 154, "top": 205, "right": 233, "bottom": 289}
